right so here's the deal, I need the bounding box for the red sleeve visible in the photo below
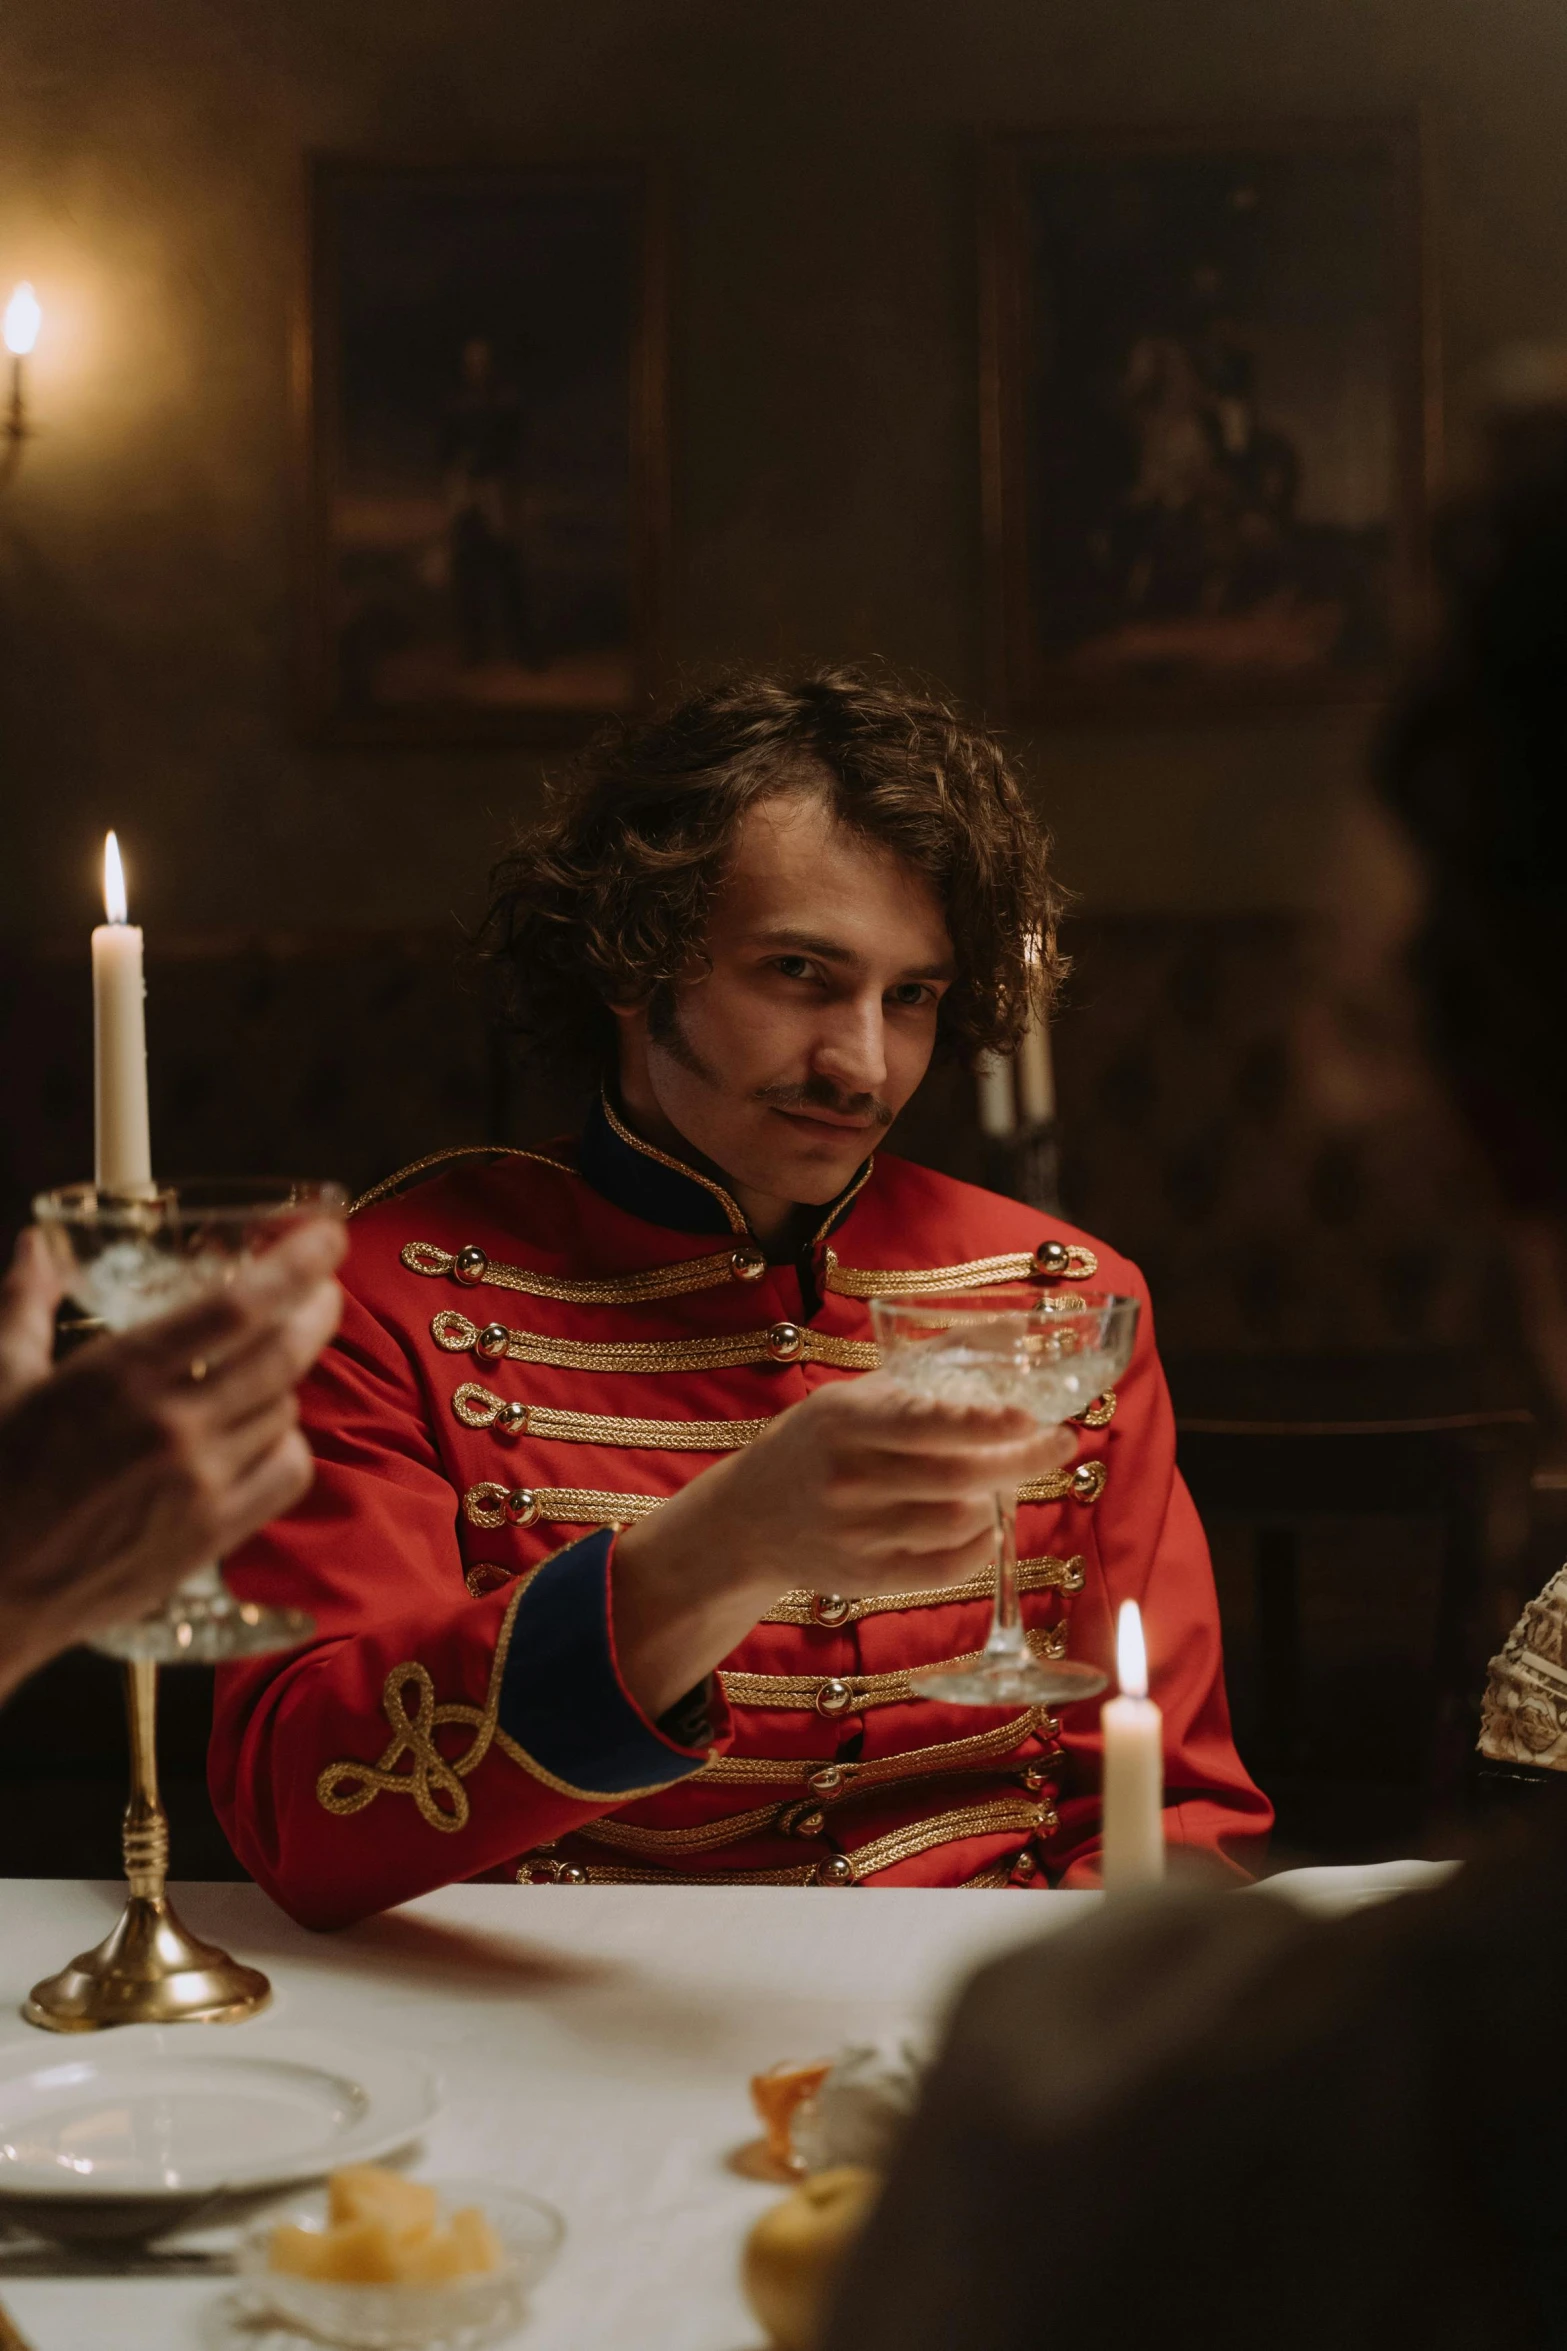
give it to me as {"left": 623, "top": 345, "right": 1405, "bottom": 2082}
{"left": 208, "top": 1287, "right": 731, "bottom": 1930}
{"left": 1042, "top": 1276, "right": 1272, "bottom": 1886}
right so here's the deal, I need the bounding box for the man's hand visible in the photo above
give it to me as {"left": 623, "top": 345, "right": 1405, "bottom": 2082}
{"left": 0, "top": 1216, "right": 345, "bottom": 1702}
{"left": 613, "top": 1372, "right": 1075, "bottom": 1720}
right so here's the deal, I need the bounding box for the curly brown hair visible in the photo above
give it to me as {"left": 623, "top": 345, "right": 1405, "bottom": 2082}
{"left": 479, "top": 666, "right": 1066, "bottom": 1078}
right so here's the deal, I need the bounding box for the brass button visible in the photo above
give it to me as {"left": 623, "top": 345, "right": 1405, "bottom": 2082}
{"left": 814, "top": 1678, "right": 854, "bottom": 1718}
{"left": 556, "top": 1864, "right": 587, "bottom": 1885}
{"left": 730, "top": 1245, "right": 767, "bottom": 1283}
{"left": 1020, "top": 1767, "right": 1046, "bottom": 1792}
{"left": 812, "top": 1592, "right": 851, "bottom": 1628}
{"left": 1034, "top": 1239, "right": 1070, "bottom": 1276}
{"left": 816, "top": 1855, "right": 855, "bottom": 1885}
{"left": 1015, "top": 1852, "right": 1037, "bottom": 1878}
{"left": 785, "top": 1808, "right": 827, "bottom": 1840}
{"left": 766, "top": 1320, "right": 805, "bottom": 1364}
{"left": 806, "top": 1765, "right": 844, "bottom": 1794}
{"left": 495, "top": 1401, "right": 529, "bottom": 1438}
{"left": 1042, "top": 1714, "right": 1060, "bottom": 1739}
{"left": 475, "top": 1320, "right": 510, "bottom": 1360}
{"left": 505, "top": 1488, "right": 539, "bottom": 1527}
{"left": 1071, "top": 1462, "right": 1102, "bottom": 1501}
{"left": 453, "top": 1244, "right": 489, "bottom": 1286}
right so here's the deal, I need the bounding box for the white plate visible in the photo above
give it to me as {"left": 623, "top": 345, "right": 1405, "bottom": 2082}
{"left": 0, "top": 2027, "right": 440, "bottom": 2201}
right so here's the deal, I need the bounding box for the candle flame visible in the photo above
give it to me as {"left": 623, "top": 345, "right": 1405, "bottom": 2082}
{"left": 1116, "top": 1599, "right": 1148, "bottom": 1700}
{"left": 102, "top": 831, "right": 128, "bottom": 925}
{"left": 4, "top": 282, "right": 40, "bottom": 358}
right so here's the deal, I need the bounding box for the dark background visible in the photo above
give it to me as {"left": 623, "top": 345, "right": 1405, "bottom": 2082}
{"left": 3, "top": 0, "right": 1565, "bottom": 1878}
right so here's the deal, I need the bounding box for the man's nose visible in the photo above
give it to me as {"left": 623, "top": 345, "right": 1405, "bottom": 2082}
{"left": 812, "top": 994, "right": 888, "bottom": 1098}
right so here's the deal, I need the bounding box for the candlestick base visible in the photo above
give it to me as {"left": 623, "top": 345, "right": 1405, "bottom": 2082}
{"left": 23, "top": 1658, "right": 271, "bottom": 2034}
{"left": 24, "top": 1896, "right": 271, "bottom": 2033}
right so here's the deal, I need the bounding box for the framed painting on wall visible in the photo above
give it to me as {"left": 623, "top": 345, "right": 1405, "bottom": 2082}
{"left": 300, "top": 158, "right": 666, "bottom": 743}
{"left": 981, "top": 123, "right": 1432, "bottom": 719}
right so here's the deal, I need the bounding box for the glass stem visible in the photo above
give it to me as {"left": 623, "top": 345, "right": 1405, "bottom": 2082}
{"left": 985, "top": 1489, "right": 1028, "bottom": 1661}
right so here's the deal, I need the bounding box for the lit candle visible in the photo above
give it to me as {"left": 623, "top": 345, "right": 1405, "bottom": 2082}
{"left": 974, "top": 1050, "right": 1017, "bottom": 1139}
{"left": 1101, "top": 1599, "right": 1165, "bottom": 1893}
{"left": 92, "top": 831, "right": 153, "bottom": 1195}
{"left": 1016, "top": 938, "right": 1055, "bottom": 1127}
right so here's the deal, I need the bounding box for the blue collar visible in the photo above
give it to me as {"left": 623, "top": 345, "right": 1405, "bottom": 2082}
{"left": 577, "top": 1091, "right": 871, "bottom": 1244}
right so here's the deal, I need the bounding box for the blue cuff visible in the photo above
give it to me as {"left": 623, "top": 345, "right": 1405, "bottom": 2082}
{"left": 495, "top": 1529, "right": 712, "bottom": 1799}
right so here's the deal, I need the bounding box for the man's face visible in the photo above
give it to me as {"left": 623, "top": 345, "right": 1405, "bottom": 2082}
{"left": 615, "top": 790, "right": 954, "bottom": 1221}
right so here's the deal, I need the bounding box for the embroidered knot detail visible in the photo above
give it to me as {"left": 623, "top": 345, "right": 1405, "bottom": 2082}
{"left": 315, "top": 1660, "right": 499, "bottom": 1835}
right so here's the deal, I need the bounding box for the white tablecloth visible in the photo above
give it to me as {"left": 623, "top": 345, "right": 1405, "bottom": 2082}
{"left": 0, "top": 1867, "right": 1449, "bottom": 2351}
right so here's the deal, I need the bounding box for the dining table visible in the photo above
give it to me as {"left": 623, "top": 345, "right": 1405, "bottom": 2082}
{"left": 0, "top": 1863, "right": 1451, "bottom": 2351}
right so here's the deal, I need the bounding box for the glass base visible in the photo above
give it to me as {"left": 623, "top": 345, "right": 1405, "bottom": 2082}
{"left": 89, "top": 1566, "right": 314, "bottom": 1665}
{"left": 913, "top": 1652, "right": 1108, "bottom": 1709}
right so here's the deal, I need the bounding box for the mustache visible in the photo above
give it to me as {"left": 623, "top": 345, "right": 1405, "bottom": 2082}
{"left": 754, "top": 1077, "right": 895, "bottom": 1130}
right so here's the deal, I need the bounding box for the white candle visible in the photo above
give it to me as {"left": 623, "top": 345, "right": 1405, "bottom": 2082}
{"left": 1101, "top": 1599, "right": 1165, "bottom": 1894}
{"left": 974, "top": 1050, "right": 1017, "bottom": 1139}
{"left": 1016, "top": 938, "right": 1055, "bottom": 1126}
{"left": 92, "top": 830, "right": 153, "bottom": 1195}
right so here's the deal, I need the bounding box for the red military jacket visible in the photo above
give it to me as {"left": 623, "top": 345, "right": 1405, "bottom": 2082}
{"left": 210, "top": 1096, "right": 1271, "bottom": 1928}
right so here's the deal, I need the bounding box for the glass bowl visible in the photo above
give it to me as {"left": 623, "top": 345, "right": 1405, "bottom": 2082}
{"left": 233, "top": 2178, "right": 564, "bottom": 2350}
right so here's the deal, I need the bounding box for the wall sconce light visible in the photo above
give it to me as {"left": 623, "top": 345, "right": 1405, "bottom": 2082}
{"left": 3, "top": 281, "right": 41, "bottom": 483}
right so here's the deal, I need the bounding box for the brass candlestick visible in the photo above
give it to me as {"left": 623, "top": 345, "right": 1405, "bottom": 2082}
{"left": 24, "top": 1660, "right": 270, "bottom": 2032}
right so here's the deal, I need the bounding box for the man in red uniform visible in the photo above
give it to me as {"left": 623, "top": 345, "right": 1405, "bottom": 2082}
{"left": 211, "top": 670, "right": 1269, "bottom": 1927}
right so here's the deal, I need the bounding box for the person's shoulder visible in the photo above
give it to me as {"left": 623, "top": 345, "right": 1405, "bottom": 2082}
{"left": 343, "top": 1143, "right": 589, "bottom": 1303}
{"left": 847, "top": 1153, "right": 1146, "bottom": 1295}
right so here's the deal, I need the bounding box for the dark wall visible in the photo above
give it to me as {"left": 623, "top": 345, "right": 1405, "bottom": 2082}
{"left": 3, "top": 0, "right": 1566, "bottom": 944}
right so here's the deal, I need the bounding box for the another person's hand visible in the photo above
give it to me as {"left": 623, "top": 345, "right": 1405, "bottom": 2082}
{"left": 613, "top": 1372, "right": 1075, "bottom": 1718}
{"left": 0, "top": 1217, "right": 345, "bottom": 1701}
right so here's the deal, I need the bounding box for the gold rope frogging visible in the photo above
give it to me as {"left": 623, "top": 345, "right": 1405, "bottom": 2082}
{"left": 404, "top": 1232, "right": 1096, "bottom": 1306}
{"left": 759, "top": 1554, "right": 1085, "bottom": 1625}
{"left": 451, "top": 1382, "right": 773, "bottom": 1450}
{"left": 528, "top": 1797, "right": 1054, "bottom": 1885}
{"left": 574, "top": 1738, "right": 1064, "bottom": 1855}
{"left": 689, "top": 1707, "right": 1053, "bottom": 1787}
{"left": 404, "top": 1238, "right": 752, "bottom": 1305}
{"left": 313, "top": 1576, "right": 700, "bottom": 1831}
{"left": 431, "top": 1309, "right": 879, "bottom": 1375}
{"left": 719, "top": 1627, "right": 1068, "bottom": 1712}
{"left": 450, "top": 1382, "right": 1112, "bottom": 1471}
{"left": 462, "top": 1481, "right": 665, "bottom": 1530}
{"left": 822, "top": 1245, "right": 1098, "bottom": 1295}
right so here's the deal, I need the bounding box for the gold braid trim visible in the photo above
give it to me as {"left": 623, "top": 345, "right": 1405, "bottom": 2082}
{"left": 314, "top": 1574, "right": 703, "bottom": 1829}
{"left": 431, "top": 1309, "right": 878, "bottom": 1375}
{"left": 451, "top": 1383, "right": 774, "bottom": 1450}
{"left": 351, "top": 1146, "right": 572, "bottom": 1216}
{"left": 463, "top": 1480, "right": 664, "bottom": 1530}
{"left": 403, "top": 1237, "right": 757, "bottom": 1305}
{"left": 760, "top": 1554, "right": 1084, "bottom": 1626}
{"left": 574, "top": 1745, "right": 1066, "bottom": 1854}
{"left": 1020, "top": 1459, "right": 1107, "bottom": 1504}
{"left": 521, "top": 1798, "right": 1054, "bottom": 1886}
{"left": 1076, "top": 1391, "right": 1117, "bottom": 1429}
{"left": 720, "top": 1627, "right": 1067, "bottom": 1713}
{"left": 823, "top": 1244, "right": 1098, "bottom": 1296}
{"left": 690, "top": 1708, "right": 1053, "bottom": 1787}
{"left": 845, "top": 1798, "right": 1053, "bottom": 1879}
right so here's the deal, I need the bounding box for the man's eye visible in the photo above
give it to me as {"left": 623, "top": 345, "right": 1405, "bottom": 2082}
{"left": 772, "top": 956, "right": 813, "bottom": 980}
{"left": 889, "top": 983, "right": 934, "bottom": 1008}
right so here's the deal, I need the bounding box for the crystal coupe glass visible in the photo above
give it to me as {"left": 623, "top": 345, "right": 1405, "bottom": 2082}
{"left": 24, "top": 1177, "right": 347, "bottom": 2033}
{"left": 32, "top": 1177, "right": 347, "bottom": 1663}
{"left": 870, "top": 1285, "right": 1140, "bottom": 1707}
